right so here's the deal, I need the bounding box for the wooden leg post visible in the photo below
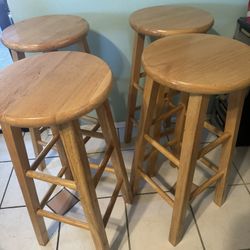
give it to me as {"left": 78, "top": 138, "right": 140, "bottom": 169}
{"left": 96, "top": 100, "right": 133, "bottom": 204}
{"left": 124, "top": 32, "right": 145, "bottom": 143}
{"left": 169, "top": 95, "right": 209, "bottom": 246}
{"left": 1, "top": 123, "right": 49, "bottom": 245}
{"left": 130, "top": 77, "right": 159, "bottom": 194}
{"left": 214, "top": 89, "right": 246, "bottom": 206}
{"left": 59, "top": 121, "right": 109, "bottom": 250}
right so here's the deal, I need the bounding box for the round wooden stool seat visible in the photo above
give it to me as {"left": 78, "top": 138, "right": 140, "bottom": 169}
{"left": 131, "top": 34, "right": 250, "bottom": 246}
{"left": 1, "top": 15, "right": 91, "bottom": 171}
{"left": 0, "top": 51, "right": 112, "bottom": 127}
{"left": 142, "top": 34, "right": 250, "bottom": 94}
{"left": 0, "top": 51, "right": 132, "bottom": 249}
{"left": 1, "top": 15, "right": 89, "bottom": 52}
{"left": 124, "top": 5, "right": 214, "bottom": 143}
{"left": 130, "top": 5, "right": 214, "bottom": 37}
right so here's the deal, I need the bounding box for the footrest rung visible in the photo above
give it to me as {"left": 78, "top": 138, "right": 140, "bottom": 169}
{"left": 144, "top": 134, "right": 180, "bottom": 168}
{"left": 103, "top": 180, "right": 123, "bottom": 227}
{"left": 26, "top": 170, "right": 76, "bottom": 190}
{"left": 37, "top": 209, "right": 89, "bottom": 229}
{"left": 190, "top": 171, "right": 224, "bottom": 201}
{"left": 31, "top": 134, "right": 59, "bottom": 171}
{"left": 138, "top": 168, "right": 174, "bottom": 207}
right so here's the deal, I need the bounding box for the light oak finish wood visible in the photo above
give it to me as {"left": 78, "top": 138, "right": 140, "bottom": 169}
{"left": 0, "top": 52, "right": 112, "bottom": 127}
{"left": 1, "top": 15, "right": 90, "bottom": 170}
{"left": 130, "top": 5, "right": 214, "bottom": 37}
{"left": 1, "top": 15, "right": 89, "bottom": 52}
{"left": 142, "top": 34, "right": 250, "bottom": 94}
{"left": 131, "top": 34, "right": 250, "bottom": 246}
{"left": 0, "top": 52, "right": 131, "bottom": 250}
{"left": 124, "top": 5, "right": 214, "bottom": 143}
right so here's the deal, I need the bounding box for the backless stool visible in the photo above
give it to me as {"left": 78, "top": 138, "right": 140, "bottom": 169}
{"left": 0, "top": 51, "right": 132, "bottom": 250}
{"left": 131, "top": 34, "right": 250, "bottom": 246}
{"left": 1, "top": 15, "right": 90, "bottom": 170}
{"left": 124, "top": 5, "right": 214, "bottom": 143}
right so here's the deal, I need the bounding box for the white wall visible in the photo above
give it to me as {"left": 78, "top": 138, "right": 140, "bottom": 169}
{"left": 7, "top": 0, "right": 247, "bottom": 121}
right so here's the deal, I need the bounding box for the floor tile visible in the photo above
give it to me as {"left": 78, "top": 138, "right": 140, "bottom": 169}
{"left": 0, "top": 133, "right": 11, "bottom": 162}
{"left": 127, "top": 193, "right": 203, "bottom": 250}
{"left": 1, "top": 157, "right": 63, "bottom": 207}
{"left": 233, "top": 147, "right": 250, "bottom": 183}
{"left": 191, "top": 185, "right": 250, "bottom": 250}
{"left": 0, "top": 162, "right": 12, "bottom": 204}
{"left": 0, "top": 207, "right": 58, "bottom": 250}
{"left": 59, "top": 197, "right": 129, "bottom": 250}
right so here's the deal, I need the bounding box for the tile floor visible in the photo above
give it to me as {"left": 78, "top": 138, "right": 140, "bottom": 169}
{"left": 0, "top": 123, "right": 250, "bottom": 250}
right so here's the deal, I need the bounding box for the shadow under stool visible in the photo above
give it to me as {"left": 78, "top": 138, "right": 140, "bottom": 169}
{"left": 1, "top": 15, "right": 90, "bottom": 170}
{"left": 124, "top": 5, "right": 214, "bottom": 144}
{"left": 131, "top": 33, "right": 250, "bottom": 246}
{"left": 0, "top": 51, "right": 132, "bottom": 250}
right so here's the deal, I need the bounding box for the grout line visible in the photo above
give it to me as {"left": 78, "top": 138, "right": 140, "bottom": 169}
{"left": 56, "top": 222, "right": 61, "bottom": 250}
{"left": 0, "top": 167, "right": 14, "bottom": 208}
{"left": 190, "top": 205, "right": 206, "bottom": 250}
{"left": 0, "top": 159, "right": 12, "bottom": 163}
{"left": 124, "top": 201, "right": 132, "bottom": 250}
{"left": 0, "top": 205, "right": 26, "bottom": 209}
{"left": 232, "top": 163, "right": 250, "bottom": 195}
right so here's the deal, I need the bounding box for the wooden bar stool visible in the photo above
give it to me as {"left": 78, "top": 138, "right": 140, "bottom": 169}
{"left": 124, "top": 5, "right": 214, "bottom": 143}
{"left": 131, "top": 34, "right": 250, "bottom": 246}
{"left": 0, "top": 51, "right": 132, "bottom": 250}
{"left": 1, "top": 15, "right": 90, "bottom": 169}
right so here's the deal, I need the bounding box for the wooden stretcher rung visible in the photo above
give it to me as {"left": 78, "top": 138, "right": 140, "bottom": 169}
{"left": 90, "top": 163, "right": 115, "bottom": 174}
{"left": 132, "top": 82, "right": 144, "bottom": 91}
{"left": 138, "top": 168, "right": 174, "bottom": 207}
{"left": 31, "top": 134, "right": 59, "bottom": 171}
{"left": 37, "top": 140, "right": 58, "bottom": 151}
{"left": 82, "top": 123, "right": 100, "bottom": 144}
{"left": 40, "top": 166, "right": 68, "bottom": 208}
{"left": 81, "top": 115, "right": 98, "bottom": 123}
{"left": 26, "top": 170, "right": 76, "bottom": 190}
{"left": 80, "top": 129, "right": 104, "bottom": 139}
{"left": 143, "top": 139, "right": 177, "bottom": 161}
{"left": 152, "top": 104, "right": 183, "bottom": 125}
{"left": 37, "top": 209, "right": 89, "bottom": 230}
{"left": 144, "top": 134, "right": 180, "bottom": 168}
{"left": 103, "top": 180, "right": 123, "bottom": 227}
{"left": 198, "top": 132, "right": 231, "bottom": 159}
{"left": 92, "top": 144, "right": 114, "bottom": 187}
{"left": 203, "top": 121, "right": 223, "bottom": 137}
{"left": 199, "top": 156, "right": 218, "bottom": 172}
{"left": 190, "top": 171, "right": 224, "bottom": 201}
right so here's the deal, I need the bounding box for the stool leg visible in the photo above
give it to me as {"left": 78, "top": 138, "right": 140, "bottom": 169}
{"left": 172, "top": 92, "right": 189, "bottom": 159}
{"left": 124, "top": 32, "right": 145, "bottom": 143}
{"left": 58, "top": 120, "right": 109, "bottom": 250}
{"left": 10, "top": 49, "right": 25, "bottom": 61}
{"left": 146, "top": 84, "right": 166, "bottom": 177}
{"left": 50, "top": 126, "right": 73, "bottom": 180}
{"left": 1, "top": 123, "right": 49, "bottom": 245}
{"left": 169, "top": 94, "right": 209, "bottom": 246}
{"left": 96, "top": 100, "right": 133, "bottom": 204}
{"left": 214, "top": 89, "right": 246, "bottom": 206}
{"left": 29, "top": 128, "right": 46, "bottom": 170}
{"left": 78, "top": 36, "right": 90, "bottom": 53}
{"left": 130, "top": 77, "right": 160, "bottom": 194}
